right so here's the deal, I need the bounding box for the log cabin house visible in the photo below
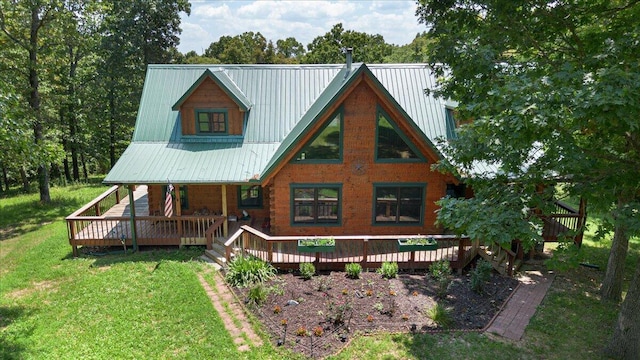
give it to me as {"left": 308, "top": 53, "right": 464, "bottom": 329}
{"left": 66, "top": 53, "right": 585, "bottom": 274}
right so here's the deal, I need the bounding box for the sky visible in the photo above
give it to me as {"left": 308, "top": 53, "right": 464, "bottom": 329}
{"left": 178, "top": 0, "right": 425, "bottom": 55}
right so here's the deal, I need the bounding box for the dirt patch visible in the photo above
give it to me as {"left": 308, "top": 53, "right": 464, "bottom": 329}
{"left": 6, "top": 280, "right": 59, "bottom": 300}
{"left": 232, "top": 270, "right": 519, "bottom": 358}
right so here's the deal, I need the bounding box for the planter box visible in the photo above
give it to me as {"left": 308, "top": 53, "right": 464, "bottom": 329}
{"left": 397, "top": 238, "right": 438, "bottom": 252}
{"left": 297, "top": 238, "right": 335, "bottom": 253}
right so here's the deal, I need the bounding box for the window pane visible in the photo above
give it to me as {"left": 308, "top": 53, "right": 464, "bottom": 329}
{"left": 294, "top": 188, "right": 315, "bottom": 223}
{"left": 375, "top": 187, "right": 398, "bottom": 223}
{"left": 317, "top": 188, "right": 339, "bottom": 222}
{"left": 296, "top": 113, "right": 341, "bottom": 160}
{"left": 377, "top": 112, "right": 418, "bottom": 160}
{"left": 198, "top": 113, "right": 211, "bottom": 133}
{"left": 398, "top": 187, "right": 421, "bottom": 223}
{"left": 240, "top": 185, "right": 262, "bottom": 207}
{"left": 212, "top": 112, "right": 226, "bottom": 133}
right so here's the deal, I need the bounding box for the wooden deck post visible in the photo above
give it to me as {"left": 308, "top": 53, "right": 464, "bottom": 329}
{"left": 362, "top": 239, "right": 368, "bottom": 268}
{"left": 128, "top": 185, "right": 138, "bottom": 251}
{"left": 222, "top": 185, "right": 228, "bottom": 237}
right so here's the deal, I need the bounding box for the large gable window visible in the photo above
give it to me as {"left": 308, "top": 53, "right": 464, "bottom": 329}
{"left": 295, "top": 110, "right": 342, "bottom": 162}
{"left": 291, "top": 184, "right": 341, "bottom": 225}
{"left": 196, "top": 109, "right": 227, "bottom": 134}
{"left": 376, "top": 107, "right": 422, "bottom": 162}
{"left": 373, "top": 184, "right": 425, "bottom": 225}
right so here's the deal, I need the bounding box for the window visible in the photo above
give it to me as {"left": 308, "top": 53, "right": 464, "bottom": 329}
{"left": 295, "top": 110, "right": 342, "bottom": 162}
{"left": 291, "top": 185, "right": 341, "bottom": 225}
{"left": 445, "top": 108, "right": 457, "bottom": 140}
{"left": 373, "top": 184, "right": 425, "bottom": 224}
{"left": 238, "top": 185, "right": 263, "bottom": 208}
{"left": 376, "top": 107, "right": 422, "bottom": 161}
{"left": 161, "top": 185, "right": 188, "bottom": 212}
{"left": 196, "top": 109, "right": 227, "bottom": 134}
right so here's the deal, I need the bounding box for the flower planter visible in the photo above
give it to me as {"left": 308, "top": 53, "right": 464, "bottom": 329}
{"left": 397, "top": 237, "right": 438, "bottom": 252}
{"left": 297, "top": 238, "right": 336, "bottom": 253}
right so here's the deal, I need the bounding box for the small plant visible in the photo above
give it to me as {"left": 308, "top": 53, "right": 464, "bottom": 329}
{"left": 425, "top": 302, "right": 452, "bottom": 328}
{"left": 298, "top": 237, "right": 335, "bottom": 247}
{"left": 341, "top": 289, "right": 348, "bottom": 295}
{"left": 366, "top": 314, "right": 375, "bottom": 322}
{"left": 247, "top": 283, "right": 268, "bottom": 305}
{"left": 412, "top": 290, "right": 419, "bottom": 296}
{"left": 296, "top": 326, "right": 308, "bottom": 337}
{"left": 401, "top": 314, "right": 409, "bottom": 321}
{"left": 280, "top": 319, "right": 288, "bottom": 326}
{"left": 373, "top": 302, "right": 384, "bottom": 312}
{"left": 345, "top": 262, "right": 362, "bottom": 279}
{"left": 315, "top": 276, "right": 333, "bottom": 291}
{"left": 429, "top": 260, "right": 452, "bottom": 298}
{"left": 326, "top": 298, "right": 352, "bottom": 325}
{"left": 365, "top": 289, "right": 373, "bottom": 296}
{"left": 225, "top": 255, "right": 276, "bottom": 287}
{"left": 273, "top": 305, "right": 282, "bottom": 314}
{"left": 377, "top": 261, "right": 399, "bottom": 279}
{"left": 299, "top": 262, "right": 316, "bottom": 280}
{"left": 389, "top": 290, "right": 397, "bottom": 296}
{"left": 470, "top": 259, "right": 493, "bottom": 293}
{"left": 313, "top": 326, "right": 324, "bottom": 337}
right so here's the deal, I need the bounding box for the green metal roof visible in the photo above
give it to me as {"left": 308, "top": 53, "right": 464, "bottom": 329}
{"left": 105, "top": 63, "right": 462, "bottom": 185}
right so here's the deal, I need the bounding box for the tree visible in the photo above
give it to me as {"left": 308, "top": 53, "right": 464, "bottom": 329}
{"left": 385, "top": 32, "right": 433, "bottom": 63}
{"left": 303, "top": 23, "right": 393, "bottom": 64}
{"left": 276, "top": 37, "right": 305, "bottom": 62}
{"left": 0, "top": 0, "right": 65, "bottom": 202}
{"left": 204, "top": 32, "right": 271, "bottom": 64}
{"left": 416, "top": 1, "right": 639, "bottom": 357}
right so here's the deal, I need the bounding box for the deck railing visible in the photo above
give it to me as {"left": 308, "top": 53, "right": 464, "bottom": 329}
{"left": 223, "top": 226, "right": 473, "bottom": 271}
{"left": 542, "top": 199, "right": 586, "bottom": 245}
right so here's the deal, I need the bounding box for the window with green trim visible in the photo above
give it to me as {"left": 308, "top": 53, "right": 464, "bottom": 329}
{"left": 291, "top": 185, "right": 341, "bottom": 224}
{"left": 295, "top": 111, "right": 342, "bottom": 161}
{"left": 376, "top": 108, "right": 420, "bottom": 161}
{"left": 196, "top": 109, "right": 227, "bottom": 134}
{"left": 238, "top": 185, "right": 263, "bottom": 208}
{"left": 161, "top": 185, "right": 188, "bottom": 211}
{"left": 373, "top": 184, "right": 424, "bottom": 224}
{"left": 445, "top": 108, "right": 458, "bottom": 140}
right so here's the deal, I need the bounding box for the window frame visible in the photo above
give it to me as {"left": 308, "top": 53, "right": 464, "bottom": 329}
{"left": 195, "top": 109, "right": 228, "bottom": 135}
{"left": 290, "top": 183, "right": 342, "bottom": 226}
{"left": 161, "top": 185, "right": 188, "bottom": 212}
{"left": 293, "top": 108, "right": 343, "bottom": 163}
{"left": 374, "top": 105, "right": 425, "bottom": 163}
{"left": 238, "top": 184, "right": 263, "bottom": 209}
{"left": 372, "top": 183, "right": 426, "bottom": 226}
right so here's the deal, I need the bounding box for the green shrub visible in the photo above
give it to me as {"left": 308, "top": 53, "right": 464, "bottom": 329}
{"left": 470, "top": 259, "right": 493, "bottom": 293}
{"left": 247, "top": 283, "right": 268, "bottom": 305}
{"left": 429, "top": 260, "right": 452, "bottom": 298}
{"left": 425, "top": 302, "right": 452, "bottom": 328}
{"left": 299, "top": 262, "right": 315, "bottom": 280}
{"left": 225, "top": 255, "right": 276, "bottom": 287}
{"left": 345, "top": 263, "right": 362, "bottom": 279}
{"left": 377, "top": 261, "right": 399, "bottom": 279}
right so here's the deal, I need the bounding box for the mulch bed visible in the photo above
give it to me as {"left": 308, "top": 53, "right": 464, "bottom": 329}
{"left": 232, "top": 269, "right": 519, "bottom": 358}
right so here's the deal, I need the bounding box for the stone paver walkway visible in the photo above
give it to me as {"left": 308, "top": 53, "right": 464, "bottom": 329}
{"left": 197, "top": 272, "right": 263, "bottom": 352}
{"left": 486, "top": 270, "right": 555, "bottom": 340}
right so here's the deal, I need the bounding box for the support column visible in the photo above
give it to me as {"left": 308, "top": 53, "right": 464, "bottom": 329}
{"left": 222, "top": 185, "right": 228, "bottom": 237}
{"left": 128, "top": 184, "right": 138, "bottom": 252}
{"left": 175, "top": 184, "right": 182, "bottom": 242}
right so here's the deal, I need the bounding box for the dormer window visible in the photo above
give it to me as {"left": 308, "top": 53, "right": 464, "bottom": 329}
{"left": 196, "top": 109, "right": 228, "bottom": 135}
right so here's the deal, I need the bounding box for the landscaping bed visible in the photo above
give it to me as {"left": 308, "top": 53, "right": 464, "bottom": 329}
{"left": 232, "top": 266, "right": 519, "bottom": 358}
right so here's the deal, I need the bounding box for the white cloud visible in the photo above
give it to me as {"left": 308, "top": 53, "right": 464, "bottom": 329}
{"left": 178, "top": 0, "right": 425, "bottom": 54}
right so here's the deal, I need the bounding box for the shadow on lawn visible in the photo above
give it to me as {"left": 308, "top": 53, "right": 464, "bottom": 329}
{"left": 69, "top": 246, "right": 206, "bottom": 268}
{"left": 0, "top": 306, "right": 34, "bottom": 360}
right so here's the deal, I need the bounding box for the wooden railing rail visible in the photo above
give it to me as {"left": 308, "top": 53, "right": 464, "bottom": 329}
{"left": 223, "top": 226, "right": 471, "bottom": 271}
{"left": 67, "top": 185, "right": 128, "bottom": 218}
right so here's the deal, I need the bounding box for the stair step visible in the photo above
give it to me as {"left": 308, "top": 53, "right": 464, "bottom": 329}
{"left": 205, "top": 249, "right": 227, "bottom": 268}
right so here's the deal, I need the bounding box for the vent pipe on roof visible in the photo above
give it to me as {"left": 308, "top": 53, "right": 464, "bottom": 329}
{"left": 343, "top": 47, "right": 353, "bottom": 74}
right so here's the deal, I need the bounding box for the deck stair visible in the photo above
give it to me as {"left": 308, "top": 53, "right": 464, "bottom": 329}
{"left": 478, "top": 242, "right": 522, "bottom": 276}
{"left": 205, "top": 237, "right": 233, "bottom": 268}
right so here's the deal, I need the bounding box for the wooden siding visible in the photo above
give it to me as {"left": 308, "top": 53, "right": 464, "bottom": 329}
{"left": 179, "top": 77, "right": 244, "bottom": 136}
{"left": 269, "top": 79, "right": 456, "bottom": 237}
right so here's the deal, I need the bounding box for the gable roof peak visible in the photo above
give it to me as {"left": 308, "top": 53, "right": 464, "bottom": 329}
{"left": 171, "top": 68, "right": 252, "bottom": 112}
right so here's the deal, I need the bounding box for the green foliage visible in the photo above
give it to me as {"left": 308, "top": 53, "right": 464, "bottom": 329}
{"left": 224, "top": 255, "right": 276, "bottom": 288}
{"left": 345, "top": 262, "right": 362, "bottom": 279}
{"left": 247, "top": 283, "right": 268, "bottom": 306}
{"left": 299, "top": 262, "right": 315, "bottom": 280}
{"left": 377, "top": 261, "right": 399, "bottom": 279}
{"left": 429, "top": 260, "right": 452, "bottom": 298}
{"left": 470, "top": 259, "right": 493, "bottom": 294}
{"left": 303, "top": 23, "right": 393, "bottom": 64}
{"left": 425, "top": 303, "right": 452, "bottom": 328}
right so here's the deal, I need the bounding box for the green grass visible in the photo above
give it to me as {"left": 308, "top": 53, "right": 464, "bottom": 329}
{"left": 2, "top": 181, "right": 638, "bottom": 359}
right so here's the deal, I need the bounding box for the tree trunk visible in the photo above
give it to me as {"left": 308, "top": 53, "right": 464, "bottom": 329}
{"left": 600, "top": 199, "right": 630, "bottom": 302}
{"left": 81, "top": 152, "right": 88, "bottom": 181}
{"left": 68, "top": 46, "right": 80, "bottom": 181}
{"left": 2, "top": 166, "right": 7, "bottom": 191}
{"left": 28, "top": 6, "right": 50, "bottom": 203}
{"left": 603, "top": 257, "right": 640, "bottom": 359}
{"left": 0, "top": 163, "right": 4, "bottom": 192}
{"left": 109, "top": 80, "right": 116, "bottom": 168}
{"left": 20, "top": 167, "right": 29, "bottom": 192}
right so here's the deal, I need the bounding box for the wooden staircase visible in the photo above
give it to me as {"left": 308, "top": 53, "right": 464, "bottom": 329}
{"left": 204, "top": 237, "right": 229, "bottom": 267}
{"left": 477, "top": 241, "right": 522, "bottom": 276}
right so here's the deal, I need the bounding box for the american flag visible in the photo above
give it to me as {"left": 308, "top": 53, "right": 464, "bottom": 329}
{"left": 164, "top": 184, "right": 174, "bottom": 217}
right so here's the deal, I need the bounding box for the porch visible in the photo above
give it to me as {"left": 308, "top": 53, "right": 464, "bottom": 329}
{"left": 66, "top": 184, "right": 586, "bottom": 274}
